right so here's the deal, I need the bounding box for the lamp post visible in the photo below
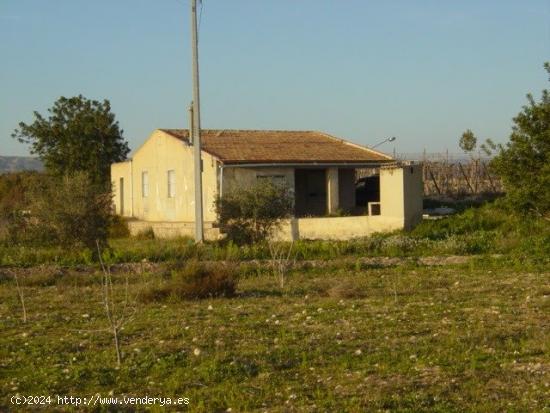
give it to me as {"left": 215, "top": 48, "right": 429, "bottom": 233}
{"left": 371, "top": 136, "right": 396, "bottom": 149}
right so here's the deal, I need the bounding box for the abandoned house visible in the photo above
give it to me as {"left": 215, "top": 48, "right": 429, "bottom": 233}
{"left": 111, "top": 129, "right": 423, "bottom": 240}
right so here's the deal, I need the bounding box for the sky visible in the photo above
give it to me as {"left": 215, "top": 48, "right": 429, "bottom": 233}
{"left": 1, "top": 0, "right": 549, "bottom": 157}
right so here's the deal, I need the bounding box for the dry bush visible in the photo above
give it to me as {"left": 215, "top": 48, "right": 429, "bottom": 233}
{"left": 133, "top": 227, "right": 155, "bottom": 240}
{"left": 0, "top": 171, "right": 46, "bottom": 245}
{"left": 141, "top": 260, "right": 238, "bottom": 302}
{"left": 97, "top": 242, "right": 137, "bottom": 366}
{"left": 3, "top": 270, "right": 28, "bottom": 323}
{"left": 268, "top": 241, "right": 295, "bottom": 289}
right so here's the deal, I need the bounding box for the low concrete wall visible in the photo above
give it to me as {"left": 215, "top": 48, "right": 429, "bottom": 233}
{"left": 128, "top": 215, "right": 405, "bottom": 242}
{"left": 276, "top": 215, "right": 405, "bottom": 241}
{"left": 127, "top": 220, "right": 221, "bottom": 241}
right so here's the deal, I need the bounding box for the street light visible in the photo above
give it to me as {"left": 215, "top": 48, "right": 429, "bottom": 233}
{"left": 371, "top": 136, "right": 396, "bottom": 149}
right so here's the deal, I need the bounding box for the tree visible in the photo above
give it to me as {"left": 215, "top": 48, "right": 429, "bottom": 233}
{"left": 491, "top": 62, "right": 550, "bottom": 219}
{"left": 28, "top": 172, "right": 113, "bottom": 250}
{"left": 480, "top": 138, "right": 498, "bottom": 157}
{"left": 459, "top": 129, "right": 477, "bottom": 154}
{"left": 215, "top": 180, "right": 294, "bottom": 245}
{"left": 12, "top": 95, "right": 129, "bottom": 187}
{"left": 97, "top": 242, "right": 136, "bottom": 366}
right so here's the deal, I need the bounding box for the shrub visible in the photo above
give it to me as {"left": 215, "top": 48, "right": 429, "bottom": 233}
{"left": 411, "top": 202, "right": 506, "bottom": 240}
{"left": 108, "top": 216, "right": 130, "bottom": 239}
{"left": 0, "top": 171, "right": 46, "bottom": 245}
{"left": 215, "top": 180, "right": 293, "bottom": 245}
{"left": 141, "top": 260, "right": 238, "bottom": 302}
{"left": 0, "top": 210, "right": 30, "bottom": 245}
{"left": 134, "top": 227, "right": 155, "bottom": 240}
{"left": 26, "top": 172, "right": 113, "bottom": 250}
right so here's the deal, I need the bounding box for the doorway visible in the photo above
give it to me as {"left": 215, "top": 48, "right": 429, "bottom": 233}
{"left": 294, "top": 169, "right": 327, "bottom": 217}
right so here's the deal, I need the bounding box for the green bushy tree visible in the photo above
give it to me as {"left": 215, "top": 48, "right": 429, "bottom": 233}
{"left": 215, "top": 180, "right": 294, "bottom": 244}
{"left": 12, "top": 95, "right": 129, "bottom": 187}
{"left": 459, "top": 129, "right": 478, "bottom": 154}
{"left": 28, "top": 171, "right": 113, "bottom": 250}
{"left": 491, "top": 63, "right": 550, "bottom": 219}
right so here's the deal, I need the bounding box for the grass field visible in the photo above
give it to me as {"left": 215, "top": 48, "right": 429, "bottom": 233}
{"left": 1, "top": 259, "right": 549, "bottom": 412}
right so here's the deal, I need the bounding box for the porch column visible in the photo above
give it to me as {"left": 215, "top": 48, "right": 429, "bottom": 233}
{"left": 326, "top": 167, "right": 339, "bottom": 214}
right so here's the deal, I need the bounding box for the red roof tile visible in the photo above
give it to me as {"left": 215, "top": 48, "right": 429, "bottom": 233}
{"left": 160, "top": 129, "right": 392, "bottom": 164}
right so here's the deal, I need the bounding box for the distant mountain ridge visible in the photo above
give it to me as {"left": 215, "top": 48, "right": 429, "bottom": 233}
{"left": 0, "top": 156, "right": 44, "bottom": 173}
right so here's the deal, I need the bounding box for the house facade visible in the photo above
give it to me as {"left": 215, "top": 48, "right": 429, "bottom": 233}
{"left": 111, "top": 129, "right": 423, "bottom": 240}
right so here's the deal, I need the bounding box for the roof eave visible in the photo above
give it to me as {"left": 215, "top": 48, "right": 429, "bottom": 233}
{"left": 219, "top": 160, "right": 394, "bottom": 168}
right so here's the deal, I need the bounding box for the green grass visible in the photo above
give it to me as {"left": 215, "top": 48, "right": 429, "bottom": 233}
{"left": 1, "top": 262, "right": 548, "bottom": 412}
{"left": 2, "top": 201, "right": 548, "bottom": 268}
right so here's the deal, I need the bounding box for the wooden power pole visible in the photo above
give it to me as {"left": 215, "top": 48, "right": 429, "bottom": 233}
{"left": 191, "top": 0, "right": 204, "bottom": 242}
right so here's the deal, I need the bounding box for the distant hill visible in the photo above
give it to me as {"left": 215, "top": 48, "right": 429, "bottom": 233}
{"left": 0, "top": 156, "right": 44, "bottom": 173}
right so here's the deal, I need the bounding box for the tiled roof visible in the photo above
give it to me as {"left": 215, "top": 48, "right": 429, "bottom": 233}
{"left": 160, "top": 129, "right": 392, "bottom": 164}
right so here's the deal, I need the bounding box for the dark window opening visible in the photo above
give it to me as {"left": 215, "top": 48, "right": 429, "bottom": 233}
{"left": 369, "top": 203, "right": 381, "bottom": 216}
{"left": 257, "top": 174, "right": 287, "bottom": 187}
{"left": 355, "top": 174, "right": 380, "bottom": 207}
{"left": 294, "top": 169, "right": 327, "bottom": 217}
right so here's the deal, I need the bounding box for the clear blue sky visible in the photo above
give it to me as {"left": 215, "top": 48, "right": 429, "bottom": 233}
{"left": 1, "top": 0, "right": 549, "bottom": 157}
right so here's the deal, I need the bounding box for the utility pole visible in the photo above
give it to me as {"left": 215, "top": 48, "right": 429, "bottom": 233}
{"left": 191, "top": 0, "right": 203, "bottom": 242}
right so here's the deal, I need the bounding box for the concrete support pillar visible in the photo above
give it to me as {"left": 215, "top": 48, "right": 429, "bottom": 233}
{"left": 379, "top": 166, "right": 404, "bottom": 219}
{"left": 326, "top": 167, "right": 339, "bottom": 214}
{"left": 379, "top": 163, "right": 423, "bottom": 229}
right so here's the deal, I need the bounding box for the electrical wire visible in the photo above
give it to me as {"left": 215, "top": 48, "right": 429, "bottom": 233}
{"left": 198, "top": 0, "right": 204, "bottom": 35}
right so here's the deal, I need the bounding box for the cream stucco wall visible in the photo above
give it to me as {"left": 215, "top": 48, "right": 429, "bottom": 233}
{"left": 378, "top": 163, "right": 423, "bottom": 229}
{"left": 110, "top": 129, "right": 219, "bottom": 224}
{"left": 111, "top": 131, "right": 423, "bottom": 240}
{"left": 246, "top": 164, "right": 423, "bottom": 241}
{"left": 126, "top": 220, "right": 221, "bottom": 240}
{"left": 221, "top": 166, "right": 296, "bottom": 196}
{"left": 379, "top": 166, "right": 405, "bottom": 221}
{"left": 275, "top": 215, "right": 405, "bottom": 241}
{"left": 111, "top": 161, "right": 133, "bottom": 218}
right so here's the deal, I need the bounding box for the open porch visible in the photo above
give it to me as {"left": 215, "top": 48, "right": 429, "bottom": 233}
{"left": 221, "top": 162, "right": 423, "bottom": 240}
